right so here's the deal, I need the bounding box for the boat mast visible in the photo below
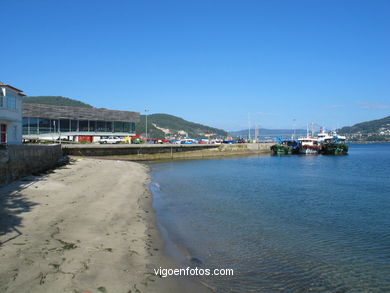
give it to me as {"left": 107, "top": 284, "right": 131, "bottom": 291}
{"left": 292, "top": 119, "right": 296, "bottom": 140}
{"left": 306, "top": 123, "right": 309, "bottom": 138}
{"left": 311, "top": 122, "right": 315, "bottom": 138}
{"left": 248, "top": 113, "right": 251, "bottom": 140}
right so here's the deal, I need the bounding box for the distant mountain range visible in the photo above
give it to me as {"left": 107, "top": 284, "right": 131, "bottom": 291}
{"left": 338, "top": 115, "right": 390, "bottom": 141}
{"left": 23, "top": 96, "right": 227, "bottom": 139}
{"left": 232, "top": 115, "right": 390, "bottom": 142}
{"left": 229, "top": 128, "right": 307, "bottom": 139}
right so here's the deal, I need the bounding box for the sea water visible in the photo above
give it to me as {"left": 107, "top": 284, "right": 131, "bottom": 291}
{"left": 150, "top": 144, "right": 390, "bottom": 292}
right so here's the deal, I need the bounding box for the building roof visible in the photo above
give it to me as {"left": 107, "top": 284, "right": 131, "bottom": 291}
{"left": 23, "top": 103, "right": 140, "bottom": 123}
{"left": 0, "top": 82, "right": 24, "bottom": 93}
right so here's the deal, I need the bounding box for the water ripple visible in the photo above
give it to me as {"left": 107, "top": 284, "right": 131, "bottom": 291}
{"left": 151, "top": 144, "right": 390, "bottom": 292}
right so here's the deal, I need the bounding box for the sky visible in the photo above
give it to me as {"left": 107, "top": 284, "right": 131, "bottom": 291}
{"left": 1, "top": 0, "right": 389, "bottom": 130}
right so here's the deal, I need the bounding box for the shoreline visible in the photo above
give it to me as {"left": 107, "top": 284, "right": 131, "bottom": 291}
{"left": 142, "top": 169, "right": 213, "bottom": 293}
{"left": 0, "top": 158, "right": 207, "bottom": 293}
{"left": 78, "top": 151, "right": 271, "bottom": 164}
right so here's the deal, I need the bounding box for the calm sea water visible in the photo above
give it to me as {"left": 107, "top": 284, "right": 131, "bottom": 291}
{"left": 150, "top": 144, "right": 390, "bottom": 292}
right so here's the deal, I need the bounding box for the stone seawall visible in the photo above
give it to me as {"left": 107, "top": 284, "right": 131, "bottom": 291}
{"left": 62, "top": 143, "right": 272, "bottom": 161}
{"left": 0, "top": 145, "right": 63, "bottom": 186}
{"left": 62, "top": 144, "right": 219, "bottom": 156}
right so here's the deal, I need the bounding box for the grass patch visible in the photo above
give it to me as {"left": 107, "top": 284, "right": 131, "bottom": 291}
{"left": 49, "top": 263, "right": 60, "bottom": 270}
{"left": 97, "top": 286, "right": 107, "bottom": 293}
{"left": 57, "top": 239, "right": 77, "bottom": 250}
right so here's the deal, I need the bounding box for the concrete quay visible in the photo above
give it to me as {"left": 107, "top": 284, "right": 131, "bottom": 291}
{"left": 62, "top": 143, "right": 272, "bottom": 160}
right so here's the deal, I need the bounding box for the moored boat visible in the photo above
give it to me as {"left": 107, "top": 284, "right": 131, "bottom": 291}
{"left": 298, "top": 136, "right": 321, "bottom": 154}
{"left": 270, "top": 139, "right": 300, "bottom": 155}
{"left": 321, "top": 142, "right": 349, "bottom": 155}
{"left": 317, "top": 129, "right": 349, "bottom": 155}
{"left": 270, "top": 144, "right": 291, "bottom": 155}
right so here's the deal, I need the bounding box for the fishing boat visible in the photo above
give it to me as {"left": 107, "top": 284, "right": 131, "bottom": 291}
{"left": 317, "top": 129, "right": 348, "bottom": 155}
{"left": 296, "top": 123, "right": 321, "bottom": 154}
{"left": 298, "top": 136, "right": 321, "bottom": 154}
{"left": 270, "top": 140, "right": 300, "bottom": 155}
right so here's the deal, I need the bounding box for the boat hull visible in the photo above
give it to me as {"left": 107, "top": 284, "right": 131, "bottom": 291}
{"left": 299, "top": 146, "right": 320, "bottom": 155}
{"left": 320, "top": 143, "right": 349, "bottom": 155}
{"left": 270, "top": 144, "right": 291, "bottom": 155}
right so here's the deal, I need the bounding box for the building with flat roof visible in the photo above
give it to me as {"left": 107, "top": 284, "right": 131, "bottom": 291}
{"left": 22, "top": 103, "right": 140, "bottom": 142}
{"left": 0, "top": 82, "right": 25, "bottom": 145}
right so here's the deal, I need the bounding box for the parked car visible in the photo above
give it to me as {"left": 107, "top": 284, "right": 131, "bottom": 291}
{"left": 198, "top": 139, "right": 209, "bottom": 144}
{"left": 223, "top": 140, "right": 235, "bottom": 144}
{"left": 211, "top": 139, "right": 223, "bottom": 144}
{"left": 99, "top": 136, "right": 123, "bottom": 144}
{"left": 180, "top": 138, "right": 197, "bottom": 144}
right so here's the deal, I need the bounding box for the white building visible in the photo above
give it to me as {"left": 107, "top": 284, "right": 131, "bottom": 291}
{"left": 0, "top": 82, "right": 25, "bottom": 145}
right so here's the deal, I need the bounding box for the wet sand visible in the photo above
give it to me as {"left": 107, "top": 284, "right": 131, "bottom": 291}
{"left": 0, "top": 158, "right": 207, "bottom": 293}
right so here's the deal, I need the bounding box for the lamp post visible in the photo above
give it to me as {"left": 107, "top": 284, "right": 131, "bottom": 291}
{"left": 293, "top": 119, "right": 296, "bottom": 140}
{"left": 248, "top": 112, "right": 251, "bottom": 141}
{"left": 53, "top": 120, "right": 56, "bottom": 143}
{"left": 145, "top": 109, "right": 149, "bottom": 143}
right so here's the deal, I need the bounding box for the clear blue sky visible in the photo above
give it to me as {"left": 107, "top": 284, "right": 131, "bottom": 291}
{"left": 2, "top": 0, "right": 389, "bottom": 130}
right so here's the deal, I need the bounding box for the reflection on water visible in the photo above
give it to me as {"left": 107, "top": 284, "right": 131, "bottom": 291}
{"left": 151, "top": 144, "right": 390, "bottom": 292}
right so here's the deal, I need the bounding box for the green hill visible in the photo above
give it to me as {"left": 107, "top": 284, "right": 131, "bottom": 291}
{"left": 136, "top": 114, "right": 227, "bottom": 139}
{"left": 338, "top": 115, "right": 390, "bottom": 141}
{"left": 23, "top": 96, "right": 93, "bottom": 108}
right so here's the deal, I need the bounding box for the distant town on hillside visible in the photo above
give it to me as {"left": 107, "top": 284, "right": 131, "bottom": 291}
{"left": 338, "top": 115, "right": 390, "bottom": 142}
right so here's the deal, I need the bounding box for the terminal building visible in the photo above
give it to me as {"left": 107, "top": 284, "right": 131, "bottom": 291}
{"left": 22, "top": 103, "right": 140, "bottom": 143}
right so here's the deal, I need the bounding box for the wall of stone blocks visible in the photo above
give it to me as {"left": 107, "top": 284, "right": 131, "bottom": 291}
{"left": 0, "top": 144, "right": 63, "bottom": 186}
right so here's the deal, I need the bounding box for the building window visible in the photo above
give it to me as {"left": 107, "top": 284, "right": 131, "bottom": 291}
{"left": 89, "top": 120, "right": 96, "bottom": 132}
{"left": 114, "top": 122, "right": 124, "bottom": 132}
{"left": 7, "top": 93, "right": 17, "bottom": 110}
{"left": 71, "top": 120, "right": 78, "bottom": 132}
{"left": 79, "top": 120, "right": 88, "bottom": 132}
{"left": 60, "top": 119, "right": 70, "bottom": 132}
{"left": 23, "top": 118, "right": 29, "bottom": 135}
{"left": 1, "top": 124, "right": 7, "bottom": 143}
{"left": 96, "top": 121, "right": 106, "bottom": 132}
{"left": 123, "top": 122, "right": 131, "bottom": 132}
{"left": 39, "top": 118, "right": 51, "bottom": 133}
{"left": 106, "top": 121, "right": 113, "bottom": 132}
{"left": 0, "top": 95, "right": 3, "bottom": 107}
{"left": 29, "top": 118, "right": 38, "bottom": 134}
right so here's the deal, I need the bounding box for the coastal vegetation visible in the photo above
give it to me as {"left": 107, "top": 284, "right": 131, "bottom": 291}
{"left": 338, "top": 115, "right": 390, "bottom": 142}
{"left": 23, "top": 96, "right": 93, "bottom": 108}
{"left": 136, "top": 113, "right": 228, "bottom": 139}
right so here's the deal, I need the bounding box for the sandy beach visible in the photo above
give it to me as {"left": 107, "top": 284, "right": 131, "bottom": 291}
{"left": 0, "top": 158, "right": 203, "bottom": 293}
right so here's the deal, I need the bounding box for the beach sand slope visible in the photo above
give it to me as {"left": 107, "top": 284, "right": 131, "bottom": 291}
{"left": 0, "top": 158, "right": 185, "bottom": 293}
